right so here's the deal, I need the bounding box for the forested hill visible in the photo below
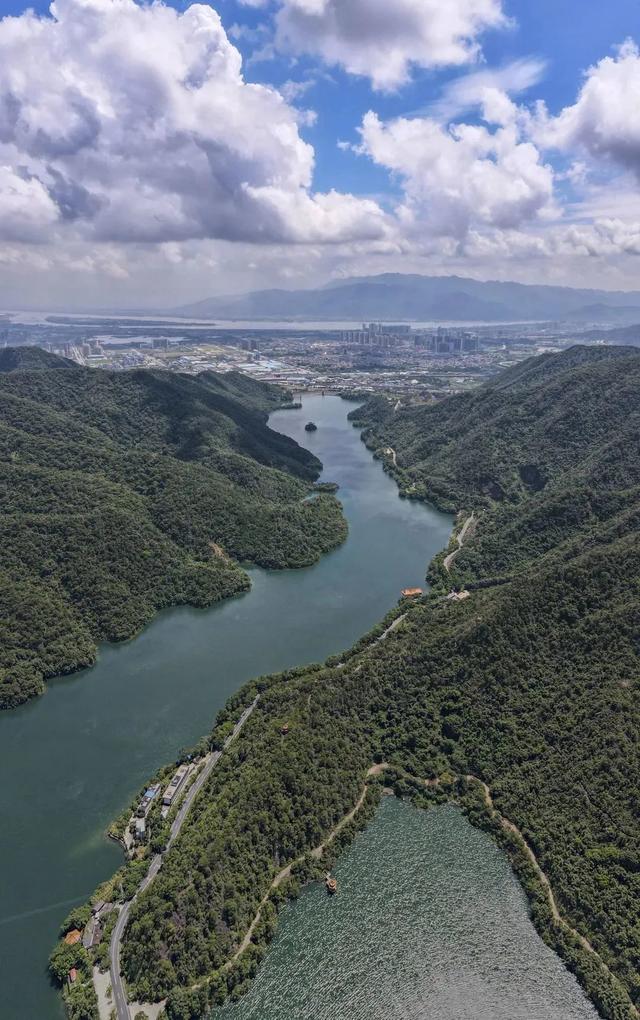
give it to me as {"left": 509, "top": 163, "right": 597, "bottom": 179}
{"left": 78, "top": 342, "right": 640, "bottom": 1020}
{"left": 0, "top": 346, "right": 78, "bottom": 372}
{"left": 0, "top": 350, "right": 347, "bottom": 709}
{"left": 350, "top": 344, "right": 640, "bottom": 511}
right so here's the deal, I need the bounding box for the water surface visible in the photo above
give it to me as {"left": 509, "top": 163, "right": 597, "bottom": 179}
{"left": 0, "top": 395, "right": 452, "bottom": 1019}
{"left": 219, "top": 798, "right": 598, "bottom": 1020}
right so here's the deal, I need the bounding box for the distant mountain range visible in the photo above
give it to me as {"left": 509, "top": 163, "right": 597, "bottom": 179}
{"left": 174, "top": 273, "right": 640, "bottom": 323}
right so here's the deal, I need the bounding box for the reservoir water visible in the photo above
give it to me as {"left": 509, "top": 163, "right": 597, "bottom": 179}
{"left": 0, "top": 396, "right": 597, "bottom": 1020}
{"left": 218, "top": 798, "right": 598, "bottom": 1020}
{"left": 0, "top": 395, "right": 452, "bottom": 1020}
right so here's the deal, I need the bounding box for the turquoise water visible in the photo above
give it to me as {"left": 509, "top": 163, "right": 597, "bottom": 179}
{"left": 0, "top": 396, "right": 453, "bottom": 1019}
{"left": 218, "top": 798, "right": 598, "bottom": 1020}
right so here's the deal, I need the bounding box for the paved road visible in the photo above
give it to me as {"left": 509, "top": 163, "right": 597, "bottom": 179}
{"left": 108, "top": 697, "right": 259, "bottom": 1019}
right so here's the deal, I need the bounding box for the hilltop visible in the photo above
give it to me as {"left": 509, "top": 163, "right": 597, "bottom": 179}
{"left": 0, "top": 345, "right": 78, "bottom": 372}
{"left": 0, "top": 351, "right": 347, "bottom": 708}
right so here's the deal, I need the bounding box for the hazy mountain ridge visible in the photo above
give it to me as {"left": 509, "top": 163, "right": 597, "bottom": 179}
{"left": 175, "top": 273, "right": 640, "bottom": 322}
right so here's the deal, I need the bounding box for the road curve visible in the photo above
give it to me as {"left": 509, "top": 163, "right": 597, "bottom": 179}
{"left": 108, "top": 697, "right": 259, "bottom": 1019}
{"left": 443, "top": 512, "right": 475, "bottom": 573}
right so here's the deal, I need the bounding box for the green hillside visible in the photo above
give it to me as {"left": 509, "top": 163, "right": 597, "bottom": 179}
{"left": 56, "top": 346, "right": 640, "bottom": 1020}
{"left": 0, "top": 351, "right": 347, "bottom": 709}
{"left": 350, "top": 345, "right": 640, "bottom": 511}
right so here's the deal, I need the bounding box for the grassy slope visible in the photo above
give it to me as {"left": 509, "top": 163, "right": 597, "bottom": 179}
{"left": 0, "top": 350, "right": 347, "bottom": 709}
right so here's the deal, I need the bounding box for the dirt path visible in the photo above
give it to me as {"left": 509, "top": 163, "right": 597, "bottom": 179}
{"left": 469, "top": 778, "right": 563, "bottom": 921}
{"left": 470, "top": 776, "right": 636, "bottom": 1012}
{"left": 227, "top": 770, "right": 379, "bottom": 967}
{"left": 376, "top": 614, "right": 406, "bottom": 644}
{"left": 391, "top": 764, "right": 637, "bottom": 1018}
{"left": 383, "top": 446, "right": 398, "bottom": 467}
{"left": 334, "top": 613, "right": 406, "bottom": 674}
{"left": 189, "top": 761, "right": 637, "bottom": 1019}
{"left": 443, "top": 512, "right": 475, "bottom": 573}
{"left": 229, "top": 761, "right": 614, "bottom": 981}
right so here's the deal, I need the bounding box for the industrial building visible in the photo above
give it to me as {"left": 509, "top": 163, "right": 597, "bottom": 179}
{"left": 162, "top": 765, "right": 189, "bottom": 808}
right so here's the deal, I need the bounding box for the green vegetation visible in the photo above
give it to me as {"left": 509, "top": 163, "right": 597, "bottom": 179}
{"left": 55, "top": 346, "right": 640, "bottom": 1020}
{"left": 0, "top": 349, "right": 347, "bottom": 709}
{"left": 349, "top": 344, "right": 640, "bottom": 512}
{"left": 49, "top": 907, "right": 99, "bottom": 1019}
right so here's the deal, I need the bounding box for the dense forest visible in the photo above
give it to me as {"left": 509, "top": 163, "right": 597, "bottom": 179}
{"left": 53, "top": 346, "right": 640, "bottom": 1020}
{"left": 349, "top": 344, "right": 640, "bottom": 511}
{"left": 0, "top": 348, "right": 347, "bottom": 708}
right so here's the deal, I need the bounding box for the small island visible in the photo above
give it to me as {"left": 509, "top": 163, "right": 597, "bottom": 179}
{"left": 305, "top": 421, "right": 318, "bottom": 432}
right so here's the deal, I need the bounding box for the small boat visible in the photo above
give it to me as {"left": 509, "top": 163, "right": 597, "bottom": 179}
{"left": 305, "top": 421, "right": 318, "bottom": 432}
{"left": 325, "top": 874, "right": 338, "bottom": 895}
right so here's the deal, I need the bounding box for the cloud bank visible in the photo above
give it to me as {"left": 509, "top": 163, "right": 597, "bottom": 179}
{"left": 2, "top": 0, "right": 640, "bottom": 304}
{"left": 0, "top": 0, "right": 387, "bottom": 245}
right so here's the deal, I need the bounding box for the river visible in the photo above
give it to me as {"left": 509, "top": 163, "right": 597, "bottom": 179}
{"left": 0, "top": 396, "right": 598, "bottom": 1020}
{"left": 0, "top": 395, "right": 452, "bottom": 1020}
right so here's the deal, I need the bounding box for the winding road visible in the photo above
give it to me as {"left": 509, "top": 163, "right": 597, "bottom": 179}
{"left": 443, "top": 512, "right": 475, "bottom": 573}
{"left": 108, "top": 698, "right": 259, "bottom": 1020}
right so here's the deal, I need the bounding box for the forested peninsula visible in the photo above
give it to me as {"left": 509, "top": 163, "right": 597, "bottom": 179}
{"left": 0, "top": 348, "right": 347, "bottom": 709}
{"left": 53, "top": 346, "right": 640, "bottom": 1020}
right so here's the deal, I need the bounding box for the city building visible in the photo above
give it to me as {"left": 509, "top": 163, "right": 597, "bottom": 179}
{"left": 340, "top": 322, "right": 409, "bottom": 349}
{"left": 138, "top": 783, "right": 160, "bottom": 816}
{"left": 415, "top": 328, "right": 480, "bottom": 354}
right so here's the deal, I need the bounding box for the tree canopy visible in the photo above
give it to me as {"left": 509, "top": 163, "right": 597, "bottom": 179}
{"left": 0, "top": 350, "right": 347, "bottom": 708}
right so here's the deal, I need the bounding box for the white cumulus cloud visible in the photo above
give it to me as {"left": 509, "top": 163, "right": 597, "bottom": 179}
{"left": 357, "top": 105, "right": 555, "bottom": 242}
{"left": 274, "top": 0, "right": 508, "bottom": 91}
{"left": 535, "top": 40, "right": 640, "bottom": 177}
{"left": 0, "top": 0, "right": 388, "bottom": 245}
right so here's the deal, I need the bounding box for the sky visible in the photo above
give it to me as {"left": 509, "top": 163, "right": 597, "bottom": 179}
{"left": 1, "top": 0, "right": 640, "bottom": 309}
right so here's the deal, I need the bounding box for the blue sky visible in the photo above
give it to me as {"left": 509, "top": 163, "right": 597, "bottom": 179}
{"left": 0, "top": 0, "right": 639, "bottom": 307}
{"left": 226, "top": 0, "right": 640, "bottom": 195}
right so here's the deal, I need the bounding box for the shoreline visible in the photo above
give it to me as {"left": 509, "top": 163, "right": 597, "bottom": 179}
{"left": 2, "top": 490, "right": 347, "bottom": 713}
{"left": 118, "top": 758, "right": 637, "bottom": 1020}
{"left": 48, "top": 396, "right": 634, "bottom": 1020}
